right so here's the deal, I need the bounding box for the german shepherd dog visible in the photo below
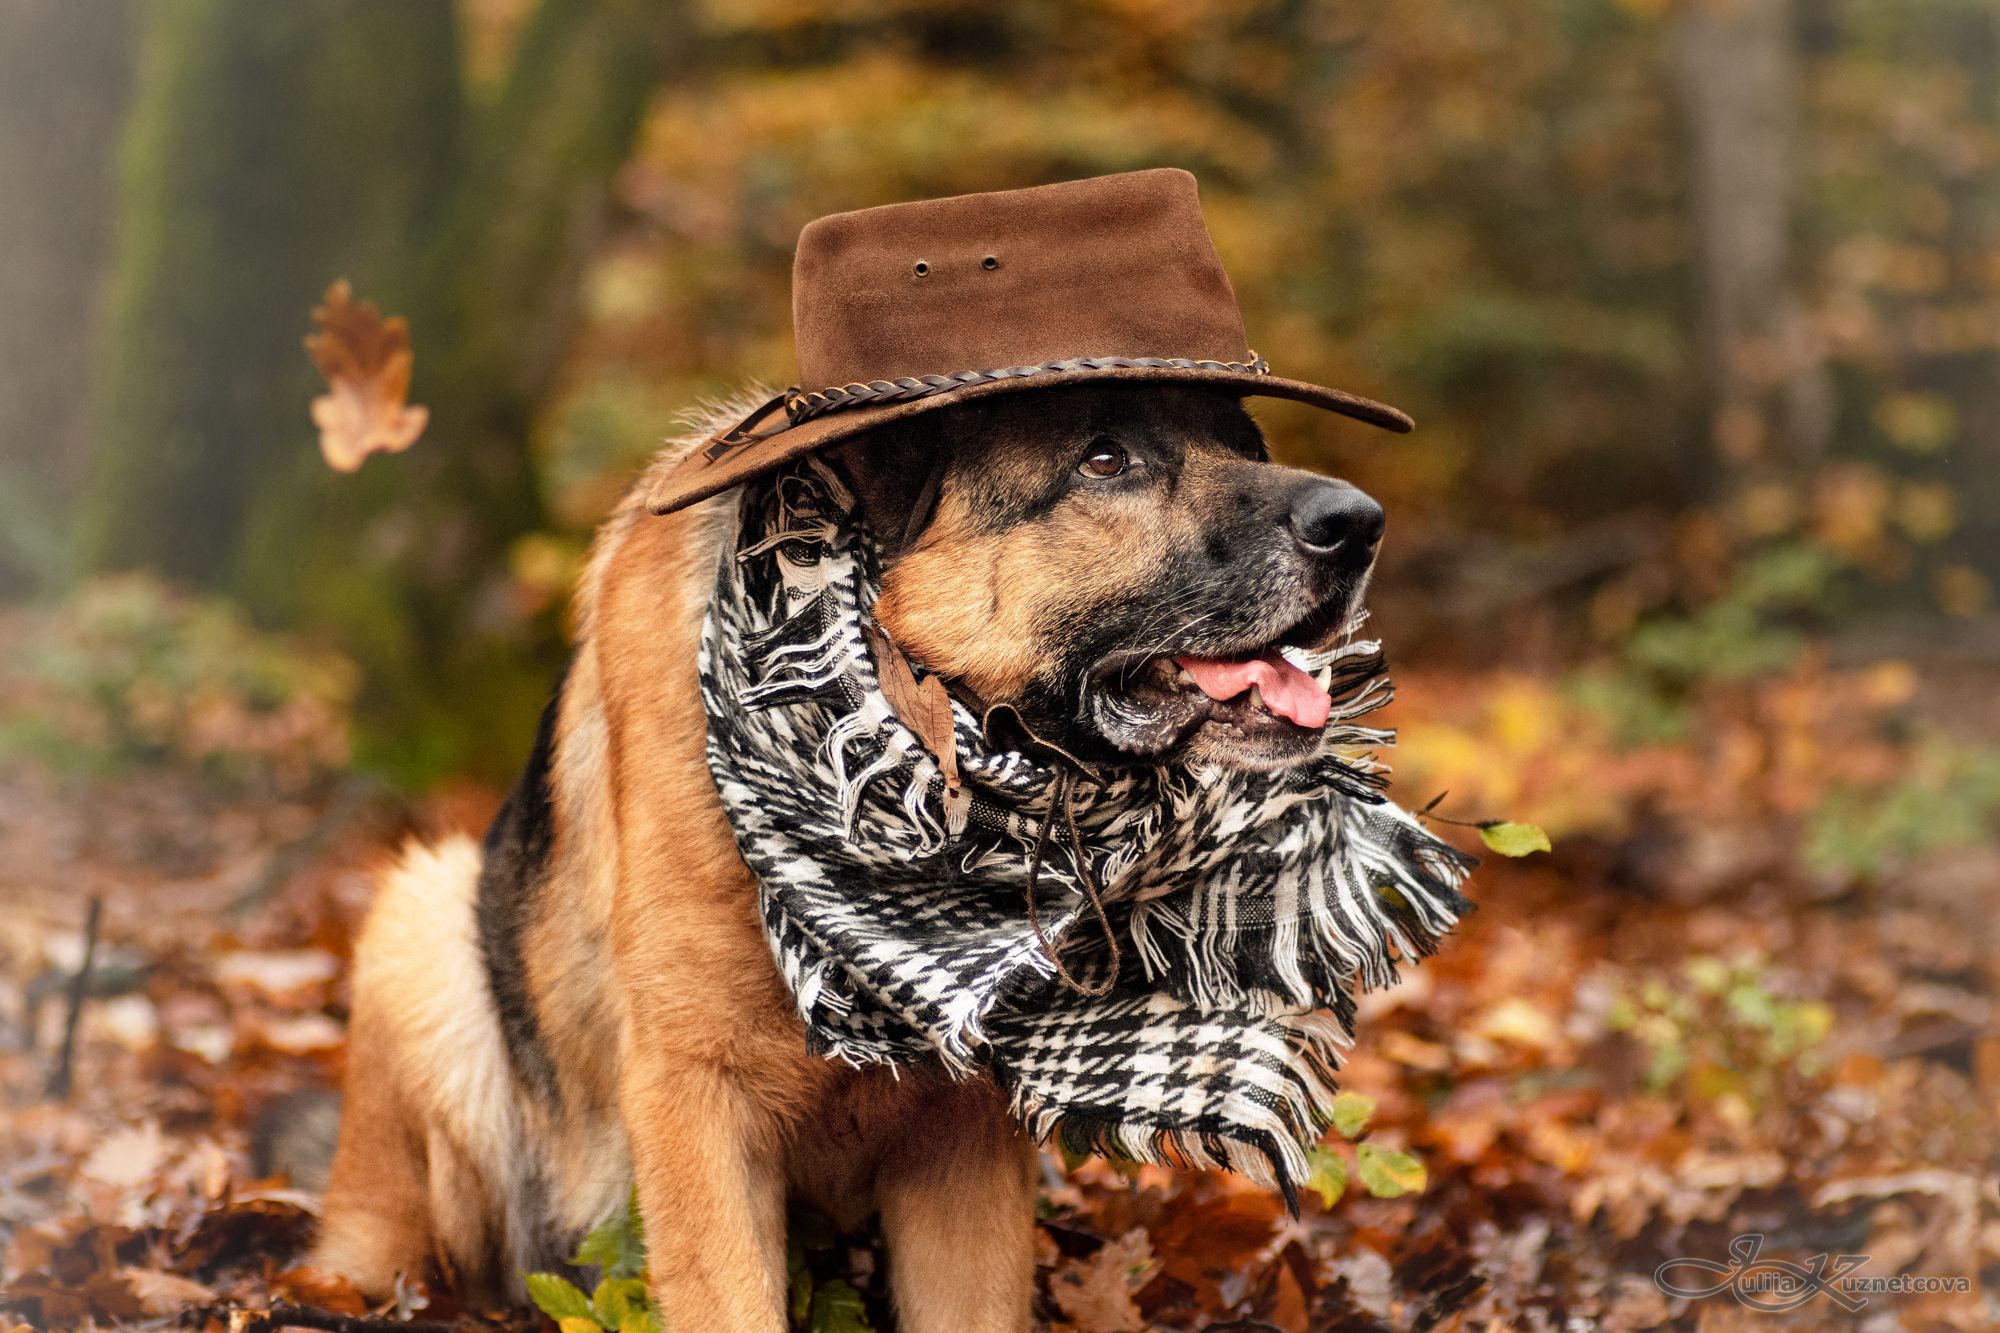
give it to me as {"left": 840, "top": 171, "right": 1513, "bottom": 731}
{"left": 313, "top": 383, "right": 1386, "bottom": 1331}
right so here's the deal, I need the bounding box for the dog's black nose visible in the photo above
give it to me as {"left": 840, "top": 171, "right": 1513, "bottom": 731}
{"left": 1289, "top": 481, "right": 1385, "bottom": 565}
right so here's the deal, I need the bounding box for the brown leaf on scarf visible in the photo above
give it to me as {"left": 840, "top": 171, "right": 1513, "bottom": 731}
{"left": 304, "top": 279, "right": 429, "bottom": 472}
{"left": 866, "top": 624, "right": 960, "bottom": 788}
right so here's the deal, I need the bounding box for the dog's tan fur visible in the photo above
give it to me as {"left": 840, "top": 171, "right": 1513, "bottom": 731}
{"left": 317, "top": 401, "right": 1039, "bottom": 1331}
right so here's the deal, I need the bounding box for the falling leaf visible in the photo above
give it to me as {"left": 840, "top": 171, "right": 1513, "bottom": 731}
{"left": 1478, "top": 821, "right": 1552, "bottom": 856}
{"left": 1355, "top": 1142, "right": 1427, "bottom": 1197}
{"left": 305, "top": 279, "right": 429, "bottom": 473}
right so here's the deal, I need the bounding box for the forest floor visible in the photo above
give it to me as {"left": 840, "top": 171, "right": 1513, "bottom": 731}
{"left": 2, "top": 656, "right": 1997, "bottom": 1333}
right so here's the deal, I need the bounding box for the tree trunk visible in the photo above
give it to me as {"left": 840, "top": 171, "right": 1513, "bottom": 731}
{"left": 80, "top": 0, "right": 459, "bottom": 586}
{"left": 0, "top": 1, "right": 136, "bottom": 595}
{"left": 82, "top": 0, "right": 685, "bottom": 780}
{"left": 1672, "top": 0, "right": 1828, "bottom": 484}
{"left": 236, "top": 0, "right": 689, "bottom": 781}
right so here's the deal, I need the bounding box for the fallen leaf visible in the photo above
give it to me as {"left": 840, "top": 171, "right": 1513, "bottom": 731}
{"left": 305, "top": 280, "right": 429, "bottom": 473}
{"left": 525, "top": 1272, "right": 595, "bottom": 1325}
{"left": 1472, "top": 998, "right": 1561, "bottom": 1051}
{"left": 1328, "top": 1248, "right": 1395, "bottom": 1318}
{"left": 867, "top": 627, "right": 958, "bottom": 774}
{"left": 1329, "top": 1091, "right": 1376, "bottom": 1137}
{"left": 1379, "top": 1030, "right": 1452, "bottom": 1071}
{"left": 80, "top": 1122, "right": 165, "bottom": 1190}
{"left": 214, "top": 948, "right": 339, "bottom": 999}
{"left": 1051, "top": 1228, "right": 1154, "bottom": 1332}
{"left": 273, "top": 1265, "right": 368, "bottom": 1316}
{"left": 1304, "top": 1146, "right": 1347, "bottom": 1209}
{"left": 120, "top": 1268, "right": 216, "bottom": 1316}
{"left": 251, "top": 1012, "right": 345, "bottom": 1054}
{"left": 1355, "top": 1142, "right": 1427, "bottom": 1197}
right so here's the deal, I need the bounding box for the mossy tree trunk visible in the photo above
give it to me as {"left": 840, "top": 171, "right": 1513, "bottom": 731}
{"left": 0, "top": 1, "right": 137, "bottom": 595}
{"left": 82, "top": 0, "right": 459, "bottom": 586}
{"left": 83, "top": 0, "right": 686, "bottom": 781}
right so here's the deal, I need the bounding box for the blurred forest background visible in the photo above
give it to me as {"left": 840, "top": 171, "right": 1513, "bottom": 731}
{"left": 3, "top": 1, "right": 1998, "bottom": 1330}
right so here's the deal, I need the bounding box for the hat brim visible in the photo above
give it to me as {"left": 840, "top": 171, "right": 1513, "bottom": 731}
{"left": 645, "top": 365, "right": 1413, "bottom": 516}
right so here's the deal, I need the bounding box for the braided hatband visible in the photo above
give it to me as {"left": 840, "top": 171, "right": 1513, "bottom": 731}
{"left": 784, "top": 353, "right": 1270, "bottom": 425}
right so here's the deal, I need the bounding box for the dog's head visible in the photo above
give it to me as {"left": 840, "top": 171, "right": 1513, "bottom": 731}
{"left": 841, "top": 384, "right": 1385, "bottom": 773}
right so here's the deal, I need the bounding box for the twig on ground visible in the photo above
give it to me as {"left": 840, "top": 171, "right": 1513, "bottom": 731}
{"left": 46, "top": 894, "right": 102, "bottom": 1099}
{"left": 217, "top": 1302, "right": 461, "bottom": 1333}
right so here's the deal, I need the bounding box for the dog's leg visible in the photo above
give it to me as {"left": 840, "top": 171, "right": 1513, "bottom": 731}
{"left": 313, "top": 1003, "right": 436, "bottom": 1297}
{"left": 622, "top": 1061, "right": 788, "bottom": 1330}
{"left": 877, "top": 1081, "right": 1039, "bottom": 1333}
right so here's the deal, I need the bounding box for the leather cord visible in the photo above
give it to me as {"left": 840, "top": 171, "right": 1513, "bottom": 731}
{"left": 701, "top": 353, "right": 1268, "bottom": 463}
{"left": 1022, "top": 765, "right": 1121, "bottom": 998}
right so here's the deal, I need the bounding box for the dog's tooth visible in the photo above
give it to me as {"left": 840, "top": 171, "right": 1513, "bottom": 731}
{"left": 1248, "top": 684, "right": 1264, "bottom": 711}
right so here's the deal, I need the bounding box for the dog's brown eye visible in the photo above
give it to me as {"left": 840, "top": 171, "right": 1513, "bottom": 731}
{"left": 1077, "top": 439, "right": 1128, "bottom": 479}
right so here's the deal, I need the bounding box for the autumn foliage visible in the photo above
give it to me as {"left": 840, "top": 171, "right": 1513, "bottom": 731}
{"left": 2, "top": 0, "right": 1998, "bottom": 1329}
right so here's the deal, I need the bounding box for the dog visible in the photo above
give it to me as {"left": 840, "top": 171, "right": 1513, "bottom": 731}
{"left": 310, "top": 380, "right": 1388, "bottom": 1330}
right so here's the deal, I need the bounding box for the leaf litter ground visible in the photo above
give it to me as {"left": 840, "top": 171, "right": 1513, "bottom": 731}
{"left": 2, "top": 664, "right": 1996, "bottom": 1332}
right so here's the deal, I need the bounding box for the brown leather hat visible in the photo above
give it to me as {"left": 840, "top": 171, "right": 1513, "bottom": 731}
{"left": 646, "top": 168, "right": 1412, "bottom": 515}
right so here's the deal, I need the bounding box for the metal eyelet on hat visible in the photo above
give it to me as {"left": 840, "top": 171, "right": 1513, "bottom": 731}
{"left": 982, "top": 255, "right": 1000, "bottom": 270}
{"left": 912, "top": 260, "right": 930, "bottom": 276}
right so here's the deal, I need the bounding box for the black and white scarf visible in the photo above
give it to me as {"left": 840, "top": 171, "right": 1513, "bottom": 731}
{"left": 699, "top": 459, "right": 1472, "bottom": 1197}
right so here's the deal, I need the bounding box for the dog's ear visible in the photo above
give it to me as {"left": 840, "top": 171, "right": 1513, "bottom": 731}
{"left": 826, "top": 414, "right": 953, "bottom": 560}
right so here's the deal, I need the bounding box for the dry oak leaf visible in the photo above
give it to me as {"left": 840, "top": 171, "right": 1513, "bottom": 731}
{"left": 305, "top": 279, "right": 428, "bottom": 472}
{"left": 120, "top": 1268, "right": 217, "bottom": 1317}
{"left": 1050, "top": 1228, "right": 1156, "bottom": 1333}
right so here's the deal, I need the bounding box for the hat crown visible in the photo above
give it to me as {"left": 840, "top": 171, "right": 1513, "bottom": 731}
{"left": 791, "top": 169, "right": 1252, "bottom": 390}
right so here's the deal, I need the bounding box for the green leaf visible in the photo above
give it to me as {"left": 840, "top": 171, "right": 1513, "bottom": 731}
{"left": 1304, "top": 1145, "right": 1347, "bottom": 1208}
{"left": 572, "top": 1189, "right": 648, "bottom": 1279}
{"left": 593, "top": 1276, "right": 649, "bottom": 1330}
{"left": 1684, "top": 957, "right": 1729, "bottom": 995}
{"left": 1329, "top": 1091, "right": 1376, "bottom": 1138}
{"left": 808, "top": 1278, "right": 874, "bottom": 1333}
{"left": 525, "top": 1272, "right": 600, "bottom": 1326}
{"left": 1355, "top": 1143, "right": 1427, "bottom": 1198}
{"left": 1478, "top": 821, "right": 1552, "bottom": 856}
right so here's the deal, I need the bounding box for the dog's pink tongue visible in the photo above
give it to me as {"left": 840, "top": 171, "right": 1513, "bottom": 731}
{"left": 1174, "top": 651, "right": 1332, "bottom": 729}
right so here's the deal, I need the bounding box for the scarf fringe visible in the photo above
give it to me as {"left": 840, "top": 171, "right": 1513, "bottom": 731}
{"left": 1011, "top": 1006, "right": 1353, "bottom": 1211}
{"left": 1128, "top": 800, "right": 1474, "bottom": 1011}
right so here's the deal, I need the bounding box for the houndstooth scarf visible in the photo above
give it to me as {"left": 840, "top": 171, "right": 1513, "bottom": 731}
{"left": 699, "top": 459, "right": 1472, "bottom": 1198}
